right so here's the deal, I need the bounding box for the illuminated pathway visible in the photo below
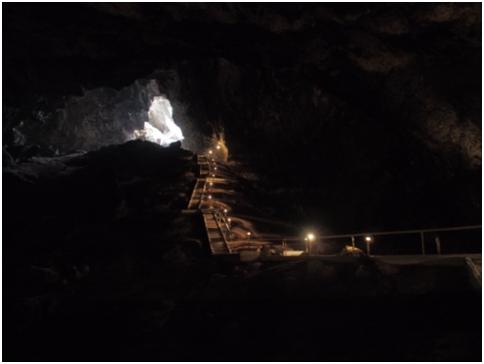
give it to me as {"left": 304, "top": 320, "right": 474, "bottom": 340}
{"left": 185, "top": 146, "right": 269, "bottom": 256}
{"left": 184, "top": 151, "right": 231, "bottom": 254}
{"left": 185, "top": 147, "right": 482, "bottom": 265}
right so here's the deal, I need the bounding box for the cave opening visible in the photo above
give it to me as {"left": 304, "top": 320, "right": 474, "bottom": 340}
{"left": 3, "top": 3, "right": 482, "bottom": 362}
{"left": 132, "top": 95, "right": 184, "bottom": 147}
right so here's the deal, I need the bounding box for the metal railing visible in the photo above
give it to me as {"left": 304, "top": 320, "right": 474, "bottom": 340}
{"left": 202, "top": 211, "right": 232, "bottom": 254}
{"left": 259, "top": 225, "right": 482, "bottom": 256}
{"left": 318, "top": 225, "right": 481, "bottom": 255}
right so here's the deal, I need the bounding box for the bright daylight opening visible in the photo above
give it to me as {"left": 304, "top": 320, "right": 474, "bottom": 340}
{"left": 133, "top": 96, "right": 184, "bottom": 147}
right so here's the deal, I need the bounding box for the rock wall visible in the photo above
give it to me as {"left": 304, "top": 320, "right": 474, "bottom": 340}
{"left": 3, "top": 3, "right": 481, "bottom": 230}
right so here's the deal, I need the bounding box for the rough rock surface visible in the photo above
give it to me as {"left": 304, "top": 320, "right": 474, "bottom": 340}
{"left": 3, "top": 6, "right": 482, "bottom": 360}
{"left": 3, "top": 139, "right": 481, "bottom": 361}
{"left": 4, "top": 4, "right": 481, "bottom": 232}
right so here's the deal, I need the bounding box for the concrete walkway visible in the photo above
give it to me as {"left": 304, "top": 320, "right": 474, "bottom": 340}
{"left": 185, "top": 154, "right": 233, "bottom": 255}
{"left": 185, "top": 152, "right": 482, "bottom": 274}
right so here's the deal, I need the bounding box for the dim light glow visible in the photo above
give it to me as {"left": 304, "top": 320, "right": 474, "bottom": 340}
{"left": 283, "top": 250, "right": 305, "bottom": 257}
{"left": 306, "top": 233, "right": 315, "bottom": 242}
{"left": 365, "top": 236, "right": 373, "bottom": 243}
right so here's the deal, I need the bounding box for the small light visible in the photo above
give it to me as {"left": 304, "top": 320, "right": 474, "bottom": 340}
{"left": 211, "top": 158, "right": 215, "bottom": 162}
{"left": 212, "top": 174, "right": 215, "bottom": 177}
{"left": 223, "top": 209, "right": 228, "bottom": 214}
{"left": 216, "top": 145, "right": 221, "bottom": 150}
{"left": 209, "top": 182, "right": 213, "bottom": 186}
{"left": 214, "top": 167, "right": 217, "bottom": 170}
{"left": 247, "top": 232, "right": 251, "bottom": 236}
{"left": 208, "top": 150, "right": 213, "bottom": 155}
{"left": 208, "top": 195, "right": 212, "bottom": 200}
{"left": 365, "top": 236, "right": 373, "bottom": 243}
{"left": 227, "top": 218, "right": 232, "bottom": 223}
{"left": 306, "top": 233, "right": 315, "bottom": 242}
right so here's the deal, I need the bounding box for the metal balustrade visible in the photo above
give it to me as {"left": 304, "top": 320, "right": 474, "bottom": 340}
{"left": 259, "top": 225, "right": 481, "bottom": 256}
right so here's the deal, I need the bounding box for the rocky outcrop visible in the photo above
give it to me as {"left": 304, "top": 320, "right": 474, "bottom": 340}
{"left": 4, "top": 3, "right": 481, "bottom": 230}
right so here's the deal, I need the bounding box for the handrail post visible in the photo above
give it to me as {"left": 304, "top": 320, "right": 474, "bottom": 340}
{"left": 435, "top": 236, "right": 441, "bottom": 255}
{"left": 420, "top": 232, "right": 425, "bottom": 255}
{"left": 212, "top": 211, "right": 231, "bottom": 254}
{"left": 351, "top": 236, "right": 355, "bottom": 248}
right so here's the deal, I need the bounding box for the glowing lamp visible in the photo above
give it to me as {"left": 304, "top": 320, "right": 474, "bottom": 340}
{"left": 364, "top": 235, "right": 373, "bottom": 255}
{"left": 305, "top": 232, "right": 315, "bottom": 255}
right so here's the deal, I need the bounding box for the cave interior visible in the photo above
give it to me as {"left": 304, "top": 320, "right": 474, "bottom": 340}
{"left": 3, "top": 3, "right": 482, "bottom": 361}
